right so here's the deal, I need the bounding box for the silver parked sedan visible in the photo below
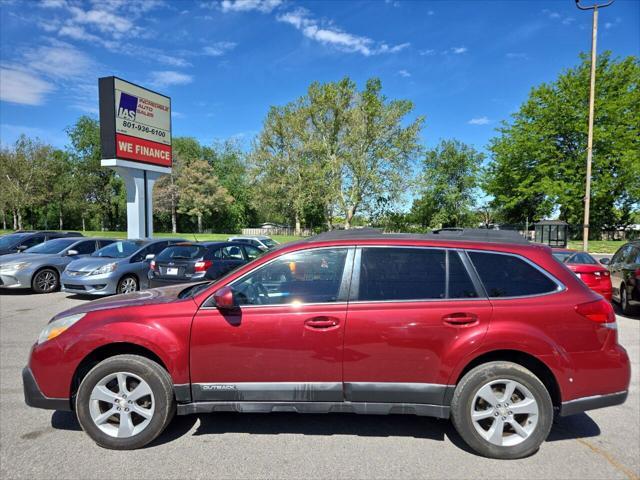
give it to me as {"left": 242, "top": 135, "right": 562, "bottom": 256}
{"left": 0, "top": 237, "right": 115, "bottom": 293}
{"left": 61, "top": 238, "right": 185, "bottom": 296}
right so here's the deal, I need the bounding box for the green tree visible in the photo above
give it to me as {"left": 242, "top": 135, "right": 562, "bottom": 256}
{"left": 411, "top": 139, "right": 484, "bottom": 228}
{"left": 66, "top": 116, "right": 124, "bottom": 230}
{"left": 485, "top": 52, "right": 640, "bottom": 236}
{"left": 0, "top": 135, "right": 51, "bottom": 230}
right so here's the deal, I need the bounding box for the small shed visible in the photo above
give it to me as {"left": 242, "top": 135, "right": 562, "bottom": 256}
{"left": 534, "top": 220, "right": 569, "bottom": 248}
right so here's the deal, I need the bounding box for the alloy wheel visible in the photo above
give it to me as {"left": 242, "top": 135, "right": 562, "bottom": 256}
{"left": 119, "top": 277, "right": 138, "bottom": 294}
{"left": 88, "top": 372, "right": 154, "bottom": 438}
{"left": 35, "top": 270, "right": 57, "bottom": 292}
{"left": 470, "top": 379, "right": 539, "bottom": 447}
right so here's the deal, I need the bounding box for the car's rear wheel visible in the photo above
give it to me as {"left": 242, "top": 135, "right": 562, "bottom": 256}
{"left": 32, "top": 268, "right": 59, "bottom": 293}
{"left": 451, "top": 361, "right": 553, "bottom": 459}
{"left": 620, "top": 284, "right": 636, "bottom": 315}
{"left": 75, "top": 355, "right": 175, "bottom": 450}
{"left": 117, "top": 275, "right": 139, "bottom": 294}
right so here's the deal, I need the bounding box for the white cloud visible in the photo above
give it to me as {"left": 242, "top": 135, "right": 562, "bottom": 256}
{"left": 0, "top": 68, "right": 54, "bottom": 106}
{"left": 506, "top": 52, "right": 528, "bottom": 60}
{"left": 59, "top": 24, "right": 102, "bottom": 43}
{"left": 148, "top": 71, "right": 193, "bottom": 88}
{"left": 277, "top": 9, "right": 409, "bottom": 56}
{"left": 468, "top": 116, "right": 490, "bottom": 125}
{"left": 203, "top": 41, "right": 237, "bottom": 56}
{"left": 397, "top": 69, "right": 411, "bottom": 78}
{"left": 40, "top": 0, "right": 66, "bottom": 8}
{"left": 419, "top": 49, "right": 435, "bottom": 56}
{"left": 452, "top": 46, "right": 467, "bottom": 54}
{"left": 23, "top": 42, "right": 94, "bottom": 80}
{"left": 220, "top": 0, "right": 282, "bottom": 13}
{"left": 562, "top": 17, "right": 575, "bottom": 25}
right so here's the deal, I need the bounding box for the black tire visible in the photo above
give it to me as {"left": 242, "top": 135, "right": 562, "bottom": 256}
{"left": 31, "top": 268, "right": 59, "bottom": 294}
{"left": 620, "top": 284, "right": 636, "bottom": 316}
{"left": 75, "top": 355, "right": 175, "bottom": 450}
{"left": 451, "top": 361, "right": 553, "bottom": 459}
{"left": 117, "top": 275, "right": 139, "bottom": 294}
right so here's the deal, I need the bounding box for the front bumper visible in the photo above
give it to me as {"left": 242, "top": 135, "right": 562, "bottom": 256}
{"left": 61, "top": 271, "right": 118, "bottom": 296}
{"left": 559, "top": 390, "right": 628, "bottom": 416}
{"left": 0, "top": 269, "right": 33, "bottom": 289}
{"left": 22, "top": 367, "right": 70, "bottom": 411}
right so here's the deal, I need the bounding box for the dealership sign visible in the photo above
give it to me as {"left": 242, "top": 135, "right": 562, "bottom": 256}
{"left": 99, "top": 76, "right": 172, "bottom": 168}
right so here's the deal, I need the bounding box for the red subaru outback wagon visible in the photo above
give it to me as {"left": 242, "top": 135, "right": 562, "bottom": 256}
{"left": 23, "top": 229, "right": 630, "bottom": 459}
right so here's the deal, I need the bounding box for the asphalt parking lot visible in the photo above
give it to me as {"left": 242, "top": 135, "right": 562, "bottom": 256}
{"left": 1, "top": 290, "right": 638, "bottom": 480}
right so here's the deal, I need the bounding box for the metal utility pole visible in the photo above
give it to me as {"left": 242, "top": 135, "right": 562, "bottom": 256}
{"left": 575, "top": 0, "right": 614, "bottom": 252}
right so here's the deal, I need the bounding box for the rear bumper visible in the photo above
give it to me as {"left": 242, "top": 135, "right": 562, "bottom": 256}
{"left": 149, "top": 275, "right": 206, "bottom": 288}
{"left": 22, "top": 367, "right": 70, "bottom": 411}
{"left": 559, "top": 390, "right": 628, "bottom": 417}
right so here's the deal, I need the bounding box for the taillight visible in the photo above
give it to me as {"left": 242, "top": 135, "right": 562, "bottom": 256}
{"left": 150, "top": 260, "right": 156, "bottom": 271}
{"left": 575, "top": 299, "right": 615, "bottom": 324}
{"left": 194, "top": 260, "right": 213, "bottom": 272}
{"left": 635, "top": 268, "right": 640, "bottom": 279}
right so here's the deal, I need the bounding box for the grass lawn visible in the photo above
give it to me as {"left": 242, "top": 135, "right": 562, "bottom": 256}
{"left": 566, "top": 240, "right": 626, "bottom": 254}
{"left": 0, "top": 229, "right": 302, "bottom": 245}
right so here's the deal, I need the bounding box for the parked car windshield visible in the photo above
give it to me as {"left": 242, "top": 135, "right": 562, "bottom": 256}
{"left": 24, "top": 238, "right": 77, "bottom": 254}
{"left": 0, "top": 233, "right": 28, "bottom": 249}
{"left": 92, "top": 240, "right": 145, "bottom": 258}
{"left": 261, "top": 238, "right": 278, "bottom": 248}
{"left": 157, "top": 245, "right": 206, "bottom": 261}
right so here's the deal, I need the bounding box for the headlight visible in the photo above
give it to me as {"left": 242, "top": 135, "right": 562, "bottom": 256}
{"left": 89, "top": 262, "right": 117, "bottom": 276}
{"left": 37, "top": 313, "right": 86, "bottom": 344}
{"left": 0, "top": 261, "right": 29, "bottom": 272}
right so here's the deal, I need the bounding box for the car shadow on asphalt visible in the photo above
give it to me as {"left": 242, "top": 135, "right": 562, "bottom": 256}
{"left": 50, "top": 409, "right": 601, "bottom": 454}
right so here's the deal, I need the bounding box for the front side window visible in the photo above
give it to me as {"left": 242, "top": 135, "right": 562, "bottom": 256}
{"left": 230, "top": 248, "right": 349, "bottom": 305}
{"left": 24, "top": 238, "right": 75, "bottom": 254}
{"left": 215, "top": 246, "right": 244, "bottom": 260}
{"left": 20, "top": 235, "right": 44, "bottom": 249}
{"left": 469, "top": 251, "right": 559, "bottom": 298}
{"left": 358, "top": 248, "right": 446, "bottom": 301}
{"left": 72, "top": 240, "right": 97, "bottom": 255}
{"left": 243, "top": 245, "right": 263, "bottom": 260}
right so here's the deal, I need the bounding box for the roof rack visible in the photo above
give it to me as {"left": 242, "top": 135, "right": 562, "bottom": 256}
{"left": 306, "top": 227, "right": 529, "bottom": 245}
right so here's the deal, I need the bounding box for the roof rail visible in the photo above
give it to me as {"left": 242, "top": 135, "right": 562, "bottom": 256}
{"left": 305, "top": 227, "right": 529, "bottom": 245}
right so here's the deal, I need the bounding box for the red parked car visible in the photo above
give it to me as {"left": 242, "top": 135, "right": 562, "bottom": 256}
{"left": 552, "top": 249, "right": 613, "bottom": 301}
{"left": 23, "top": 229, "right": 630, "bottom": 459}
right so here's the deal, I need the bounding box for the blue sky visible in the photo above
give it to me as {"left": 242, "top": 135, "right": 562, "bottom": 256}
{"left": 1, "top": 0, "right": 639, "bottom": 155}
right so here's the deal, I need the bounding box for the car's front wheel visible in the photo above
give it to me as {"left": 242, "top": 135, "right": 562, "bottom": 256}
{"left": 117, "top": 275, "right": 139, "bottom": 294}
{"left": 32, "top": 268, "right": 59, "bottom": 293}
{"left": 451, "top": 361, "right": 553, "bottom": 459}
{"left": 75, "top": 355, "right": 175, "bottom": 450}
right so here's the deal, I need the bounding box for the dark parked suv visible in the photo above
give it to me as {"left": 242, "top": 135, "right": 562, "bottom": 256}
{"left": 608, "top": 240, "right": 640, "bottom": 315}
{"left": 148, "top": 241, "right": 262, "bottom": 287}
{"left": 23, "top": 229, "right": 630, "bottom": 459}
{"left": 0, "top": 230, "right": 83, "bottom": 256}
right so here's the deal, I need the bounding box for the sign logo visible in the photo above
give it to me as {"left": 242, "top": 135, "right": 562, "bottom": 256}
{"left": 118, "top": 92, "right": 138, "bottom": 121}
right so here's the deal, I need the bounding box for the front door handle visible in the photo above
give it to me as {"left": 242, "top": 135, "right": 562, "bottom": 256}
{"left": 304, "top": 316, "right": 340, "bottom": 329}
{"left": 442, "top": 312, "right": 478, "bottom": 326}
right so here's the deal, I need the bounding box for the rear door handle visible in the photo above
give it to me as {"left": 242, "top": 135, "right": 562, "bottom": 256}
{"left": 304, "top": 317, "right": 340, "bottom": 329}
{"left": 442, "top": 312, "right": 478, "bottom": 326}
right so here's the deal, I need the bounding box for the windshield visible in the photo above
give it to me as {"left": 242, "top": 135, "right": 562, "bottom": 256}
{"left": 262, "top": 238, "right": 278, "bottom": 247}
{"left": 92, "top": 240, "right": 144, "bottom": 258}
{"left": 178, "top": 281, "right": 214, "bottom": 299}
{"left": 24, "top": 238, "right": 77, "bottom": 254}
{"left": 0, "top": 233, "right": 28, "bottom": 249}
{"left": 157, "top": 245, "right": 206, "bottom": 261}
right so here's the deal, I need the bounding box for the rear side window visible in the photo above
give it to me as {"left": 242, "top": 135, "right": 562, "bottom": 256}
{"left": 469, "top": 252, "right": 559, "bottom": 298}
{"left": 157, "top": 245, "right": 206, "bottom": 260}
{"left": 358, "top": 248, "right": 446, "bottom": 301}
{"left": 214, "top": 245, "right": 244, "bottom": 260}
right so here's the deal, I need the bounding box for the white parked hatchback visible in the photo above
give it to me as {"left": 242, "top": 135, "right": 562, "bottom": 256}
{"left": 227, "top": 235, "right": 279, "bottom": 251}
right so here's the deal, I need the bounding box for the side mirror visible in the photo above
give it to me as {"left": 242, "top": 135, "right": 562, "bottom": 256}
{"left": 66, "top": 249, "right": 79, "bottom": 256}
{"left": 145, "top": 254, "right": 155, "bottom": 261}
{"left": 213, "top": 286, "right": 236, "bottom": 310}
{"left": 599, "top": 258, "right": 610, "bottom": 265}
{"left": 16, "top": 245, "right": 28, "bottom": 252}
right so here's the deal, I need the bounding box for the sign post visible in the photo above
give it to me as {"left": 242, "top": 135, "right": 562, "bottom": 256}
{"left": 98, "top": 77, "right": 172, "bottom": 239}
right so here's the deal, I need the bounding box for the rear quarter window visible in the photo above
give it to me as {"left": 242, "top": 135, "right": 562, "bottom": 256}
{"left": 468, "top": 251, "right": 560, "bottom": 298}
